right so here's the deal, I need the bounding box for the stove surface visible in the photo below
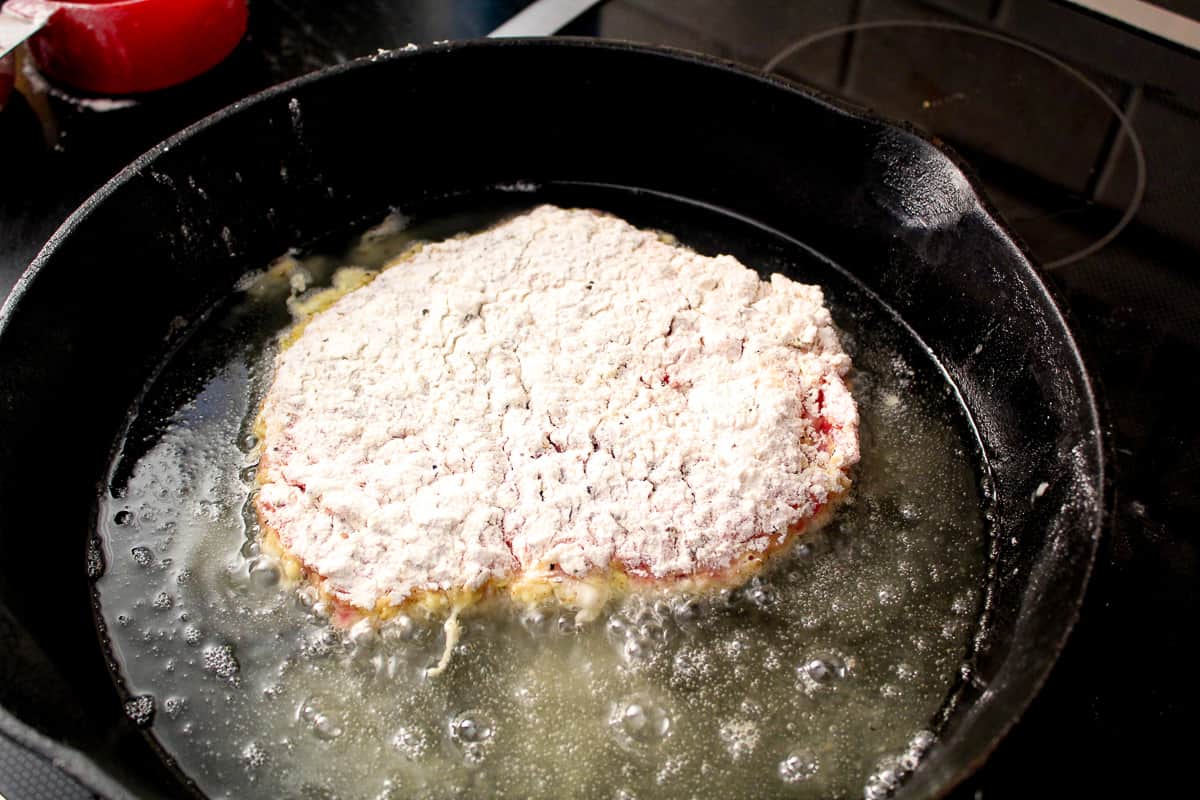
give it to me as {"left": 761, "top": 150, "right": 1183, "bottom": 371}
{"left": 1, "top": 1, "right": 1196, "bottom": 797}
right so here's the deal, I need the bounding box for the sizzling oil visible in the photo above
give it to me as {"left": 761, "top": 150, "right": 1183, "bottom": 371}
{"left": 95, "top": 195, "right": 986, "bottom": 800}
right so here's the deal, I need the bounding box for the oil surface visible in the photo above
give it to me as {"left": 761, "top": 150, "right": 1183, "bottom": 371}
{"left": 95, "top": 190, "right": 987, "bottom": 800}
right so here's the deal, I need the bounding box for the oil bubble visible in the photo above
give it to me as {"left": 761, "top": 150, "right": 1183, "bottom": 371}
{"left": 669, "top": 646, "right": 715, "bottom": 689}
{"left": 638, "top": 619, "right": 669, "bottom": 646}
{"left": 248, "top": 558, "right": 281, "bottom": 591}
{"left": 193, "top": 500, "right": 222, "bottom": 521}
{"left": 605, "top": 614, "right": 630, "bottom": 642}
{"left": 124, "top": 695, "right": 155, "bottom": 727}
{"left": 670, "top": 597, "right": 703, "bottom": 628}
{"left": 202, "top": 644, "right": 241, "bottom": 682}
{"left": 241, "top": 495, "right": 259, "bottom": 537}
{"left": 312, "top": 713, "right": 343, "bottom": 740}
{"left": 865, "top": 763, "right": 901, "bottom": 798}
{"left": 303, "top": 628, "right": 343, "bottom": 659}
{"left": 721, "top": 632, "right": 752, "bottom": 662}
{"left": 620, "top": 634, "right": 652, "bottom": 666}
{"left": 877, "top": 584, "right": 902, "bottom": 606}
{"left": 610, "top": 695, "right": 671, "bottom": 750}
{"left": 87, "top": 538, "right": 106, "bottom": 579}
{"left": 381, "top": 614, "right": 420, "bottom": 642}
{"left": 739, "top": 699, "right": 763, "bottom": 717}
{"left": 717, "top": 718, "right": 760, "bottom": 760}
{"left": 950, "top": 592, "right": 975, "bottom": 616}
{"left": 799, "top": 654, "right": 848, "bottom": 688}
{"left": 777, "top": 749, "right": 818, "bottom": 784}
{"left": 449, "top": 711, "right": 495, "bottom": 745}
{"left": 347, "top": 618, "right": 377, "bottom": 648}
{"left": 449, "top": 710, "right": 495, "bottom": 767}
{"left": 519, "top": 607, "right": 554, "bottom": 637}
{"left": 242, "top": 741, "right": 268, "bottom": 768}
{"left": 299, "top": 697, "right": 343, "bottom": 740}
{"left": 163, "top": 696, "right": 187, "bottom": 718}
{"left": 744, "top": 580, "right": 775, "bottom": 611}
{"left": 910, "top": 730, "right": 936, "bottom": 752}
{"left": 391, "top": 725, "right": 430, "bottom": 760}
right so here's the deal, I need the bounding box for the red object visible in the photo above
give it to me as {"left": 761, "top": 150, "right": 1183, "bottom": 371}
{"left": 0, "top": 54, "right": 13, "bottom": 109}
{"left": 4, "top": 0, "right": 248, "bottom": 95}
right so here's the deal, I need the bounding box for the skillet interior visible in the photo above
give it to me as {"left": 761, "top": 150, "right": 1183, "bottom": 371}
{"left": 0, "top": 39, "right": 1103, "bottom": 798}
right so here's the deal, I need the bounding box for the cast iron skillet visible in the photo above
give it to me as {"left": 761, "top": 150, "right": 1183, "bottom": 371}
{"left": 0, "top": 39, "right": 1104, "bottom": 798}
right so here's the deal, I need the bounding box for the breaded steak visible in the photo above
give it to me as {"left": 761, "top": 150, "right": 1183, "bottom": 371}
{"left": 255, "top": 206, "right": 859, "bottom": 623}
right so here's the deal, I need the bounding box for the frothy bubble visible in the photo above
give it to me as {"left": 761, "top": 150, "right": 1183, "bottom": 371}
{"left": 163, "top": 696, "right": 187, "bottom": 718}
{"left": 777, "top": 749, "right": 819, "bottom": 784}
{"left": 865, "top": 759, "right": 902, "bottom": 799}
{"left": 202, "top": 644, "right": 241, "bottom": 682}
{"left": 391, "top": 725, "right": 430, "bottom": 760}
{"left": 242, "top": 741, "right": 268, "bottom": 768}
{"left": 86, "top": 538, "right": 106, "bottom": 579}
{"left": 718, "top": 718, "right": 760, "bottom": 760}
{"left": 124, "top": 695, "right": 155, "bottom": 727}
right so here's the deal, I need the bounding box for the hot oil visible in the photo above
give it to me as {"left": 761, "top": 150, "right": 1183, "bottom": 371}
{"left": 94, "top": 189, "right": 987, "bottom": 800}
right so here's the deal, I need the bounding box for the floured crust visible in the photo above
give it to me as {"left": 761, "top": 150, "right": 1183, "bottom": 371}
{"left": 254, "top": 205, "right": 859, "bottom": 623}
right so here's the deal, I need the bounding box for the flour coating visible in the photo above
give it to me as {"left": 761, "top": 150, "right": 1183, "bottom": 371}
{"left": 256, "top": 206, "right": 859, "bottom": 611}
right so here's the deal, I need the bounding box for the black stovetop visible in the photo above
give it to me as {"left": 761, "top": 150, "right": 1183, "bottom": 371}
{"left": 1, "top": 1, "right": 1196, "bottom": 797}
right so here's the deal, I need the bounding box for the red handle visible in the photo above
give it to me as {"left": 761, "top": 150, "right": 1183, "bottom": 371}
{"left": 6, "top": 0, "right": 248, "bottom": 95}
